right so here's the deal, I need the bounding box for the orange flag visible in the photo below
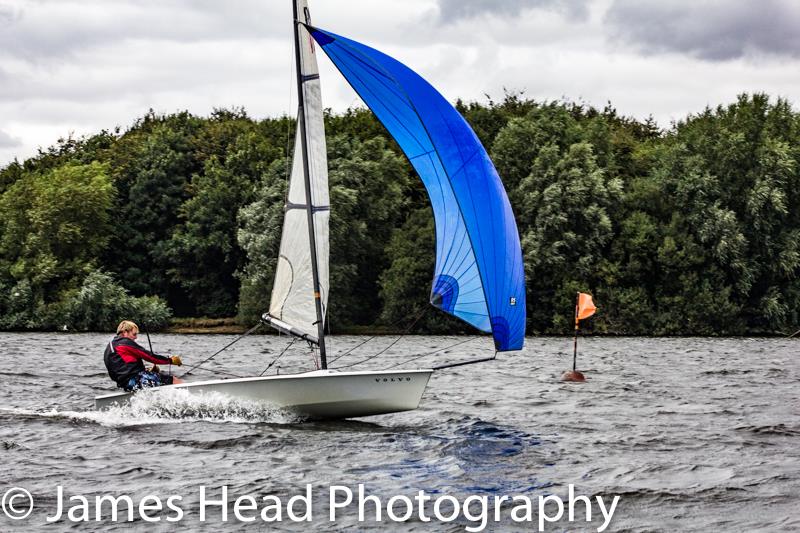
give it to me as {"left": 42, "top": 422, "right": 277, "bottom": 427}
{"left": 576, "top": 292, "right": 597, "bottom": 322}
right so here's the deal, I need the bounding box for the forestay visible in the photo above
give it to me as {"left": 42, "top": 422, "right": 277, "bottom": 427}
{"left": 269, "top": 1, "right": 330, "bottom": 339}
{"left": 309, "top": 26, "right": 526, "bottom": 351}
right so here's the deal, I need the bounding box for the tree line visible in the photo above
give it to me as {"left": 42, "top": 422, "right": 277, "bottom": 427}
{"left": 0, "top": 93, "right": 798, "bottom": 335}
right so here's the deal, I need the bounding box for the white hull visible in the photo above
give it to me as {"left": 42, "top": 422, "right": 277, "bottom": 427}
{"left": 94, "top": 369, "right": 433, "bottom": 419}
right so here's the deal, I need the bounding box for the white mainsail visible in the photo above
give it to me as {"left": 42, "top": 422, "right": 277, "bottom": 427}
{"left": 268, "top": 0, "right": 329, "bottom": 339}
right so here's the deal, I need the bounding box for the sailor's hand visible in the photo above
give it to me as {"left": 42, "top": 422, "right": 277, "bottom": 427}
{"left": 170, "top": 355, "right": 183, "bottom": 366}
{"left": 150, "top": 364, "right": 160, "bottom": 373}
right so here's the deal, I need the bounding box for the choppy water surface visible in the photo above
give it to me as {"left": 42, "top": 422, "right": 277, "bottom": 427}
{"left": 1, "top": 333, "right": 798, "bottom": 531}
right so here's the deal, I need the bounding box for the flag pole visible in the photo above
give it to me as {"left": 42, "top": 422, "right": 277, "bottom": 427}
{"left": 573, "top": 292, "right": 579, "bottom": 371}
{"left": 563, "top": 292, "right": 590, "bottom": 382}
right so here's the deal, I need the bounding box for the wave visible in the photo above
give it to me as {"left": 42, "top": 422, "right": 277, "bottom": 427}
{"left": 700, "top": 369, "right": 755, "bottom": 376}
{"left": 2, "top": 439, "right": 24, "bottom": 450}
{"left": 734, "top": 423, "right": 800, "bottom": 436}
{"left": 607, "top": 486, "right": 749, "bottom": 505}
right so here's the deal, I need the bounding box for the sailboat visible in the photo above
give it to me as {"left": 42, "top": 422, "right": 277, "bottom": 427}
{"left": 95, "top": 0, "right": 526, "bottom": 418}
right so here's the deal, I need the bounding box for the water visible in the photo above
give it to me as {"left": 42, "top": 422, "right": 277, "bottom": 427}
{"left": 1, "top": 333, "right": 798, "bottom": 531}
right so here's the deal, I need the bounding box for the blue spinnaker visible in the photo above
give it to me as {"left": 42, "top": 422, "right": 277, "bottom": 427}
{"left": 310, "top": 26, "right": 525, "bottom": 351}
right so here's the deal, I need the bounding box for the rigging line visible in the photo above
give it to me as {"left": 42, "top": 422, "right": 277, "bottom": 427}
{"left": 326, "top": 335, "right": 375, "bottom": 365}
{"left": 327, "top": 305, "right": 429, "bottom": 366}
{"left": 188, "top": 367, "right": 247, "bottom": 379}
{"left": 432, "top": 350, "right": 497, "bottom": 370}
{"left": 333, "top": 307, "right": 430, "bottom": 369}
{"left": 179, "top": 322, "right": 263, "bottom": 378}
{"left": 139, "top": 320, "right": 167, "bottom": 376}
{"left": 385, "top": 336, "right": 480, "bottom": 369}
{"left": 259, "top": 337, "right": 297, "bottom": 376}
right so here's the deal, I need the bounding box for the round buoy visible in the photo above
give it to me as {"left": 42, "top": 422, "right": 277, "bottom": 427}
{"left": 561, "top": 370, "right": 586, "bottom": 382}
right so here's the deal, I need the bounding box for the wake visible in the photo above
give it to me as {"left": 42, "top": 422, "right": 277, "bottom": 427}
{"left": 1, "top": 388, "right": 303, "bottom": 427}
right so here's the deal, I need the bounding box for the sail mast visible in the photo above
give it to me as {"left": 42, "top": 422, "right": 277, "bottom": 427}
{"left": 292, "top": 0, "right": 328, "bottom": 369}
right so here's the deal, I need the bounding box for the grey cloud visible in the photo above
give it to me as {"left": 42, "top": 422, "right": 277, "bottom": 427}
{"left": 605, "top": 0, "right": 800, "bottom": 60}
{"left": 0, "top": 129, "right": 22, "bottom": 148}
{"left": 0, "top": 0, "right": 282, "bottom": 63}
{"left": 0, "top": 5, "right": 18, "bottom": 25}
{"left": 438, "top": 0, "right": 590, "bottom": 23}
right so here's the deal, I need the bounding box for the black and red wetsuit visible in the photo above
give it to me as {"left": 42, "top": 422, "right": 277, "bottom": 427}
{"left": 104, "top": 335, "right": 173, "bottom": 389}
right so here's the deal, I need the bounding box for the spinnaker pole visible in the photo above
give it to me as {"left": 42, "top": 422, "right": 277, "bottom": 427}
{"left": 292, "top": 0, "right": 327, "bottom": 369}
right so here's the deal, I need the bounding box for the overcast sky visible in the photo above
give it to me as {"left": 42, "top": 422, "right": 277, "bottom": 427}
{"left": 2, "top": 0, "right": 799, "bottom": 166}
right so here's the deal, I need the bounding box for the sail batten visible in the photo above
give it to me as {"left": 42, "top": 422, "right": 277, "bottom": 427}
{"left": 310, "top": 26, "right": 526, "bottom": 351}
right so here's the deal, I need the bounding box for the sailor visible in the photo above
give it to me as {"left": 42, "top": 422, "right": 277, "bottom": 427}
{"left": 104, "top": 320, "right": 184, "bottom": 391}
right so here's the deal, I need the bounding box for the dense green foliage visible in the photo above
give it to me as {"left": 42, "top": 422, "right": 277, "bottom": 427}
{"left": 1, "top": 93, "right": 798, "bottom": 334}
